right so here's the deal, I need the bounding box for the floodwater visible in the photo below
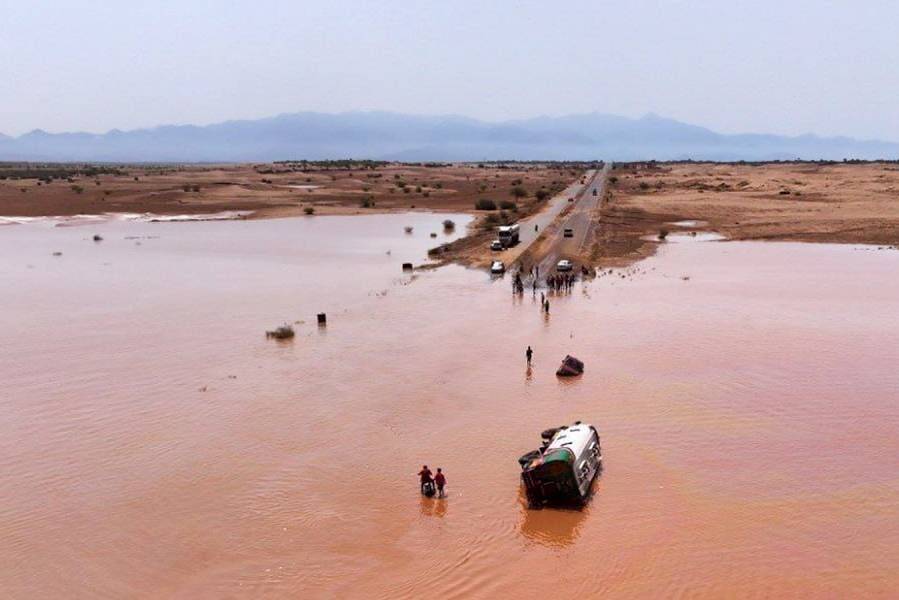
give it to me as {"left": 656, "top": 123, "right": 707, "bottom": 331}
{"left": 1, "top": 214, "right": 898, "bottom": 598}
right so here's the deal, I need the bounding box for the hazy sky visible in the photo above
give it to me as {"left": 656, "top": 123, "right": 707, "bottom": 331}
{"left": 3, "top": 0, "right": 898, "bottom": 139}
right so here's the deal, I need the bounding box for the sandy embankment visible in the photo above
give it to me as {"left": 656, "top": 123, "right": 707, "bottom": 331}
{"left": 0, "top": 162, "right": 577, "bottom": 220}
{"left": 586, "top": 161, "right": 899, "bottom": 267}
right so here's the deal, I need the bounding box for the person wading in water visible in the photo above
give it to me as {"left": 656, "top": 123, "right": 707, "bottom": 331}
{"left": 434, "top": 468, "right": 446, "bottom": 498}
{"left": 418, "top": 465, "right": 434, "bottom": 495}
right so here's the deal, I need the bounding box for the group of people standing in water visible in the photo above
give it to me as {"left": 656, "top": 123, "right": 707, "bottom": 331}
{"left": 417, "top": 465, "right": 447, "bottom": 498}
{"left": 513, "top": 267, "right": 576, "bottom": 296}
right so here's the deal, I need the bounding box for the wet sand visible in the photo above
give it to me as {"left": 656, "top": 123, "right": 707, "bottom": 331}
{"left": 1, "top": 217, "right": 898, "bottom": 598}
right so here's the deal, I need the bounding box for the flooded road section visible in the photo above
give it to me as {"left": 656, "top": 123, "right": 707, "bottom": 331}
{"left": 1, "top": 215, "right": 898, "bottom": 598}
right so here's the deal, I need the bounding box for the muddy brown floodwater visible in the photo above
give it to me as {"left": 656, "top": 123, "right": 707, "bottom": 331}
{"left": 2, "top": 214, "right": 898, "bottom": 599}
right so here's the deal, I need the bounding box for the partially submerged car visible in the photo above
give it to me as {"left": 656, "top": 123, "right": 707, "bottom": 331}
{"left": 519, "top": 422, "right": 601, "bottom": 507}
{"left": 556, "top": 259, "right": 573, "bottom": 272}
{"left": 490, "top": 239, "right": 503, "bottom": 251}
{"left": 490, "top": 260, "right": 505, "bottom": 274}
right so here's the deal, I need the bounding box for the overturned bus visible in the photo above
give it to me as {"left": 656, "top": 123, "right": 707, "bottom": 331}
{"left": 518, "top": 422, "right": 601, "bottom": 507}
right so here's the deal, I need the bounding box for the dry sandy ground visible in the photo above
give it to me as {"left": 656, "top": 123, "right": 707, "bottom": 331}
{"left": 0, "top": 163, "right": 576, "bottom": 219}
{"left": 591, "top": 162, "right": 899, "bottom": 266}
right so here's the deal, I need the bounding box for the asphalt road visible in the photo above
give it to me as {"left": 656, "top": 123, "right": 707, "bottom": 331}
{"left": 535, "top": 162, "right": 611, "bottom": 275}
{"left": 492, "top": 169, "right": 596, "bottom": 265}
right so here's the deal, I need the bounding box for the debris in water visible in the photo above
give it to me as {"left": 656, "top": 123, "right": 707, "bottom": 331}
{"left": 556, "top": 355, "right": 584, "bottom": 377}
{"left": 266, "top": 324, "right": 295, "bottom": 340}
{"left": 92, "top": 234, "right": 103, "bottom": 242}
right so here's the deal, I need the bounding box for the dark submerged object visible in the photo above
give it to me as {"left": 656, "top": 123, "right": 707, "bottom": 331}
{"left": 317, "top": 313, "right": 327, "bottom": 325}
{"left": 519, "top": 421, "right": 601, "bottom": 508}
{"left": 556, "top": 354, "right": 584, "bottom": 377}
{"left": 421, "top": 480, "right": 436, "bottom": 497}
{"left": 402, "top": 262, "right": 413, "bottom": 271}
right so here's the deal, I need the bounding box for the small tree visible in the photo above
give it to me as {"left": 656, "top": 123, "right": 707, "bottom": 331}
{"left": 304, "top": 206, "right": 315, "bottom": 215}
{"left": 475, "top": 198, "right": 497, "bottom": 210}
{"left": 499, "top": 200, "right": 517, "bottom": 210}
{"left": 511, "top": 186, "right": 527, "bottom": 199}
{"left": 535, "top": 189, "right": 550, "bottom": 201}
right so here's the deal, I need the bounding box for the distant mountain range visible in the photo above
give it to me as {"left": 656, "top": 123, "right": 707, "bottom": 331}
{"left": 1, "top": 111, "right": 897, "bottom": 162}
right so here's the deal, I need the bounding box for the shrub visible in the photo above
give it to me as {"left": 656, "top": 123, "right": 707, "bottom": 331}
{"left": 266, "top": 324, "right": 295, "bottom": 340}
{"left": 360, "top": 196, "right": 375, "bottom": 208}
{"left": 192, "top": 185, "right": 201, "bottom": 192}
{"left": 475, "top": 198, "right": 497, "bottom": 210}
{"left": 442, "top": 219, "right": 455, "bottom": 230}
{"left": 71, "top": 185, "right": 84, "bottom": 194}
{"left": 639, "top": 181, "right": 650, "bottom": 190}
{"left": 304, "top": 206, "right": 315, "bottom": 215}
{"left": 510, "top": 186, "right": 527, "bottom": 198}
{"left": 415, "top": 185, "right": 422, "bottom": 193}
{"left": 609, "top": 176, "right": 619, "bottom": 184}
{"left": 658, "top": 229, "right": 669, "bottom": 241}
{"left": 499, "top": 200, "right": 517, "bottom": 210}
{"left": 535, "top": 189, "right": 550, "bottom": 201}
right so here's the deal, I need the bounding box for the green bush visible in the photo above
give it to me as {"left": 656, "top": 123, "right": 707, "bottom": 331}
{"left": 511, "top": 186, "right": 527, "bottom": 198}
{"left": 535, "top": 189, "right": 550, "bottom": 201}
{"left": 499, "top": 200, "right": 517, "bottom": 210}
{"left": 304, "top": 206, "right": 315, "bottom": 215}
{"left": 475, "top": 198, "right": 497, "bottom": 210}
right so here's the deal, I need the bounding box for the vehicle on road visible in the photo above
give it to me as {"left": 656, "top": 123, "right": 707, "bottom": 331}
{"left": 556, "top": 259, "right": 573, "bottom": 271}
{"left": 497, "top": 224, "right": 520, "bottom": 248}
{"left": 490, "top": 260, "right": 505, "bottom": 274}
{"left": 518, "top": 421, "right": 601, "bottom": 507}
{"left": 563, "top": 228, "right": 573, "bottom": 238}
{"left": 490, "top": 240, "right": 503, "bottom": 251}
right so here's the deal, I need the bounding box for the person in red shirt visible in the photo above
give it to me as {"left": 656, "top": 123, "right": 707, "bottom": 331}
{"left": 434, "top": 468, "right": 446, "bottom": 498}
{"left": 418, "top": 465, "right": 434, "bottom": 495}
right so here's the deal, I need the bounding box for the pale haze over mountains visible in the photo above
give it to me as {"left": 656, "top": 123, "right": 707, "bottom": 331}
{"left": 1, "top": 111, "right": 897, "bottom": 163}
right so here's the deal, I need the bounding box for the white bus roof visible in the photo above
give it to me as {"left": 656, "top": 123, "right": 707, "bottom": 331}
{"left": 546, "top": 423, "right": 597, "bottom": 459}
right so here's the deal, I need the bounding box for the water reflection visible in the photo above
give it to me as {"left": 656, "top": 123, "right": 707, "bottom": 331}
{"left": 419, "top": 496, "right": 448, "bottom": 518}
{"left": 519, "top": 496, "right": 589, "bottom": 548}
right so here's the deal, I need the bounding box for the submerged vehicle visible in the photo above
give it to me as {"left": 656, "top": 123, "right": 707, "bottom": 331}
{"left": 518, "top": 422, "right": 601, "bottom": 507}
